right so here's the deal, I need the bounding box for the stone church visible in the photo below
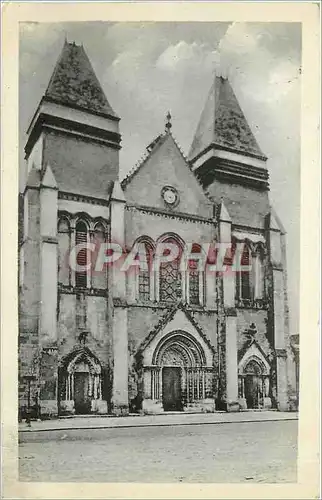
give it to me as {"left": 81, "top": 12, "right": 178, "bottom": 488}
{"left": 19, "top": 41, "right": 298, "bottom": 417}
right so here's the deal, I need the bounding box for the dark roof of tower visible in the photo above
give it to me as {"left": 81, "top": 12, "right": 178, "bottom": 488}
{"left": 44, "top": 41, "right": 118, "bottom": 119}
{"left": 189, "top": 76, "right": 266, "bottom": 162}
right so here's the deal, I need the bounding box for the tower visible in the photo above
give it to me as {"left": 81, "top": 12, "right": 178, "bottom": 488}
{"left": 189, "top": 75, "right": 294, "bottom": 411}
{"left": 19, "top": 41, "right": 122, "bottom": 417}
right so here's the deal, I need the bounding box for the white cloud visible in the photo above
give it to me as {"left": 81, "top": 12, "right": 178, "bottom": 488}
{"left": 155, "top": 40, "right": 219, "bottom": 73}
{"left": 218, "top": 22, "right": 258, "bottom": 55}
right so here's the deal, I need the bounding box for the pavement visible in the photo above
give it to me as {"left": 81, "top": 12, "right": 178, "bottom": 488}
{"left": 19, "top": 410, "right": 298, "bottom": 433}
{"left": 19, "top": 419, "right": 298, "bottom": 482}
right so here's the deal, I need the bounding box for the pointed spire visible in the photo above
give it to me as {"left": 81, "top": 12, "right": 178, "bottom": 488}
{"left": 111, "top": 180, "right": 125, "bottom": 203}
{"left": 218, "top": 199, "right": 231, "bottom": 223}
{"left": 165, "top": 111, "right": 172, "bottom": 134}
{"left": 26, "top": 164, "right": 41, "bottom": 189}
{"left": 189, "top": 75, "right": 266, "bottom": 162}
{"left": 266, "top": 207, "right": 286, "bottom": 234}
{"left": 44, "top": 41, "right": 118, "bottom": 119}
{"left": 41, "top": 164, "right": 57, "bottom": 189}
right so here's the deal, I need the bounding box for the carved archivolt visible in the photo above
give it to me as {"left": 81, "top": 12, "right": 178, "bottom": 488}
{"left": 153, "top": 330, "right": 206, "bottom": 367}
{"left": 67, "top": 351, "right": 101, "bottom": 375}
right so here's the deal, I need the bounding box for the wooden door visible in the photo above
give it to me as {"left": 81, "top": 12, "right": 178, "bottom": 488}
{"left": 74, "top": 373, "right": 91, "bottom": 414}
{"left": 245, "top": 375, "right": 260, "bottom": 409}
{"left": 162, "top": 367, "right": 182, "bottom": 411}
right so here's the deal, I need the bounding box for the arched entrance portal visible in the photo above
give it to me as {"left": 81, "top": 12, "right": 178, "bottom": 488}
{"left": 239, "top": 358, "right": 270, "bottom": 409}
{"left": 59, "top": 348, "right": 102, "bottom": 415}
{"left": 149, "top": 331, "right": 211, "bottom": 412}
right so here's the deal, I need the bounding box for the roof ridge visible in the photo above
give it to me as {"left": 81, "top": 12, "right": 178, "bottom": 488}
{"left": 44, "top": 40, "right": 67, "bottom": 98}
{"left": 169, "top": 132, "right": 188, "bottom": 163}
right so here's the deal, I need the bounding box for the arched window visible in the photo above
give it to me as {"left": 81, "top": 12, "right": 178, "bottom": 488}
{"left": 137, "top": 242, "right": 154, "bottom": 302}
{"left": 58, "top": 217, "right": 70, "bottom": 286}
{"left": 188, "top": 244, "right": 204, "bottom": 306}
{"left": 159, "top": 238, "right": 183, "bottom": 303}
{"left": 75, "top": 220, "right": 89, "bottom": 288}
{"left": 253, "top": 246, "right": 265, "bottom": 300}
{"left": 236, "top": 242, "right": 252, "bottom": 302}
{"left": 92, "top": 222, "right": 107, "bottom": 290}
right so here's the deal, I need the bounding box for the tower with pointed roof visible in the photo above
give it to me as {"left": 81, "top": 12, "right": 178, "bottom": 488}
{"left": 188, "top": 75, "right": 295, "bottom": 412}
{"left": 19, "top": 41, "right": 126, "bottom": 418}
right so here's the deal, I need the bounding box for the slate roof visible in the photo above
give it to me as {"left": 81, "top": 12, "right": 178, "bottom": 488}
{"left": 44, "top": 41, "right": 118, "bottom": 119}
{"left": 189, "top": 76, "right": 266, "bottom": 162}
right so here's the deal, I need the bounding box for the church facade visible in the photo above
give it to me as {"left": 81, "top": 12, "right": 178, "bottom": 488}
{"left": 18, "top": 41, "right": 298, "bottom": 418}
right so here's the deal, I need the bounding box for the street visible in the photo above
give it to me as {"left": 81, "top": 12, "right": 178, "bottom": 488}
{"left": 19, "top": 420, "right": 298, "bottom": 483}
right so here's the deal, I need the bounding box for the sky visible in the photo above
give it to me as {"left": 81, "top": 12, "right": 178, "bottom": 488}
{"left": 19, "top": 21, "right": 301, "bottom": 334}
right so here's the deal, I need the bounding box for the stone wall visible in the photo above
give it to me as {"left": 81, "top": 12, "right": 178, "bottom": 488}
{"left": 124, "top": 208, "right": 214, "bottom": 249}
{"left": 237, "top": 309, "right": 271, "bottom": 356}
{"left": 43, "top": 132, "right": 118, "bottom": 198}
{"left": 57, "top": 292, "right": 113, "bottom": 366}
{"left": 124, "top": 134, "right": 213, "bottom": 220}
{"left": 126, "top": 305, "right": 218, "bottom": 409}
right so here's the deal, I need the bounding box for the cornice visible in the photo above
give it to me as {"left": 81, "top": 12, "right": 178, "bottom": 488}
{"left": 125, "top": 203, "right": 215, "bottom": 226}
{"left": 58, "top": 191, "right": 111, "bottom": 207}
{"left": 58, "top": 285, "right": 108, "bottom": 297}
{"left": 25, "top": 112, "right": 121, "bottom": 158}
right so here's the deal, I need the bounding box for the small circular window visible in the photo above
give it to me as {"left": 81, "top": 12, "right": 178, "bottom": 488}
{"left": 161, "top": 186, "right": 179, "bottom": 208}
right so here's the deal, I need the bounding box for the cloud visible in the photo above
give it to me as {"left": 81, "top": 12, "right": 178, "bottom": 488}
{"left": 219, "top": 22, "right": 259, "bottom": 55}
{"left": 215, "top": 22, "right": 301, "bottom": 103}
{"left": 155, "top": 40, "right": 219, "bottom": 72}
{"left": 105, "top": 21, "right": 301, "bottom": 173}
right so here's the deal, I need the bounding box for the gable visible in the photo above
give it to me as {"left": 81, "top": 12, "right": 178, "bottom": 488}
{"left": 238, "top": 340, "right": 271, "bottom": 375}
{"left": 123, "top": 134, "right": 213, "bottom": 219}
{"left": 139, "top": 306, "right": 215, "bottom": 368}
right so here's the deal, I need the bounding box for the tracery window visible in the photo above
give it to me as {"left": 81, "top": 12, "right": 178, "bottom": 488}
{"left": 188, "top": 244, "right": 204, "bottom": 306}
{"left": 138, "top": 242, "right": 153, "bottom": 301}
{"left": 159, "top": 239, "right": 183, "bottom": 303}
{"left": 160, "top": 259, "right": 182, "bottom": 302}
{"left": 188, "top": 259, "right": 200, "bottom": 305}
{"left": 133, "top": 236, "right": 207, "bottom": 306}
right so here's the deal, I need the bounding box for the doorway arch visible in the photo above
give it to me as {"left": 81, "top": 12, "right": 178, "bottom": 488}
{"left": 152, "top": 331, "right": 207, "bottom": 411}
{"left": 59, "top": 347, "right": 102, "bottom": 415}
{"left": 239, "top": 356, "right": 270, "bottom": 409}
